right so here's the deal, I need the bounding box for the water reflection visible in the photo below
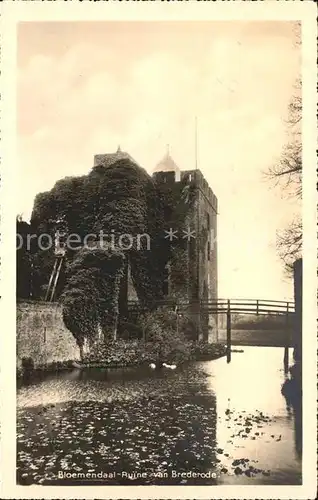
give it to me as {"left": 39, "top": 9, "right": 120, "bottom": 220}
{"left": 202, "top": 347, "right": 302, "bottom": 485}
{"left": 17, "top": 347, "right": 301, "bottom": 485}
{"left": 281, "top": 366, "right": 302, "bottom": 460}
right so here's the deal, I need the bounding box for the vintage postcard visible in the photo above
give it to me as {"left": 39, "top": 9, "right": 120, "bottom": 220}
{"left": 0, "top": 1, "right": 316, "bottom": 499}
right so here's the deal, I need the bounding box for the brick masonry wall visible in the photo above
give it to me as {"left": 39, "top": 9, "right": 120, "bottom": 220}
{"left": 17, "top": 301, "right": 80, "bottom": 368}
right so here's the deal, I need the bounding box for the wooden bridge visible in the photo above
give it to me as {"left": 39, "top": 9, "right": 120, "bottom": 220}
{"left": 127, "top": 298, "right": 295, "bottom": 364}
{"left": 202, "top": 299, "right": 294, "bottom": 364}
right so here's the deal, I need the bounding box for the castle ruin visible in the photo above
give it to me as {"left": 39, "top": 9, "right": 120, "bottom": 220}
{"left": 94, "top": 148, "right": 218, "bottom": 341}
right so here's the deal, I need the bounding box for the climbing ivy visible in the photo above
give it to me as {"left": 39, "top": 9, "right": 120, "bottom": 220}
{"left": 29, "top": 158, "right": 198, "bottom": 345}
{"left": 154, "top": 175, "right": 197, "bottom": 300}
{"left": 61, "top": 247, "right": 125, "bottom": 356}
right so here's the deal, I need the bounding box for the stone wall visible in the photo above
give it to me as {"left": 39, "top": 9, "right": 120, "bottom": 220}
{"left": 17, "top": 301, "right": 80, "bottom": 369}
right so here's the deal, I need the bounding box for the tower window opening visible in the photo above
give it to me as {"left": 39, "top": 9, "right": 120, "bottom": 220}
{"left": 188, "top": 174, "right": 192, "bottom": 182}
{"left": 207, "top": 241, "right": 211, "bottom": 261}
{"left": 206, "top": 212, "right": 210, "bottom": 231}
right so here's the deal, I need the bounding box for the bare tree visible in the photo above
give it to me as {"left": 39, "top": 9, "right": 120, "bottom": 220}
{"left": 274, "top": 92, "right": 302, "bottom": 273}
{"left": 265, "top": 25, "right": 302, "bottom": 273}
{"left": 266, "top": 78, "right": 302, "bottom": 199}
{"left": 276, "top": 219, "right": 302, "bottom": 275}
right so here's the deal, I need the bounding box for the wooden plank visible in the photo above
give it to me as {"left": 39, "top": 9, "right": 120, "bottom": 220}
{"left": 204, "top": 308, "right": 295, "bottom": 316}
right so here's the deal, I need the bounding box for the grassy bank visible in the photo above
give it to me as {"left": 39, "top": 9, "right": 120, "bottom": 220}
{"left": 82, "top": 340, "right": 226, "bottom": 367}
{"left": 18, "top": 340, "right": 226, "bottom": 377}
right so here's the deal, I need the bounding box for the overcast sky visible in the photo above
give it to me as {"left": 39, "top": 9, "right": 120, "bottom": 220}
{"left": 17, "top": 21, "right": 301, "bottom": 300}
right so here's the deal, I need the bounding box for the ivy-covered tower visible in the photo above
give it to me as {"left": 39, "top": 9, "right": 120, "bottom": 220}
{"left": 152, "top": 151, "right": 218, "bottom": 341}
{"left": 92, "top": 147, "right": 218, "bottom": 341}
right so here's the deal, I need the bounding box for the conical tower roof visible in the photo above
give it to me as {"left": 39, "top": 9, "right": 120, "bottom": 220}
{"left": 153, "top": 148, "right": 181, "bottom": 174}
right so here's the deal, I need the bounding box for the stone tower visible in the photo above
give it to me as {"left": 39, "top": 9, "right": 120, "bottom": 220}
{"left": 93, "top": 147, "right": 218, "bottom": 341}
{"left": 152, "top": 152, "right": 218, "bottom": 341}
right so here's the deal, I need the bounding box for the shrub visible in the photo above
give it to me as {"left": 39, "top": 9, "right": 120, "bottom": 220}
{"left": 189, "top": 341, "right": 226, "bottom": 360}
{"left": 138, "top": 308, "right": 191, "bottom": 365}
{"left": 84, "top": 339, "right": 149, "bottom": 366}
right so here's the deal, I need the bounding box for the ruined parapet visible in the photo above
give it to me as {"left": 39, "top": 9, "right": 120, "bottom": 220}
{"left": 93, "top": 147, "right": 136, "bottom": 169}
{"left": 180, "top": 169, "right": 218, "bottom": 213}
{"left": 152, "top": 170, "right": 177, "bottom": 185}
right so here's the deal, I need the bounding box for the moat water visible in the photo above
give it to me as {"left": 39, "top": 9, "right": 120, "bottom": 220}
{"left": 17, "top": 346, "right": 302, "bottom": 485}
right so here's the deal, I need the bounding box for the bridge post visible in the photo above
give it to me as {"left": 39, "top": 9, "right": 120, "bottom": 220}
{"left": 256, "top": 299, "right": 259, "bottom": 316}
{"left": 286, "top": 302, "right": 290, "bottom": 342}
{"left": 286, "top": 302, "right": 290, "bottom": 325}
{"left": 226, "top": 299, "right": 231, "bottom": 363}
{"left": 284, "top": 302, "right": 290, "bottom": 373}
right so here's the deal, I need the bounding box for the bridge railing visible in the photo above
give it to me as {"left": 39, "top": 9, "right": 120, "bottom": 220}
{"left": 201, "top": 299, "right": 295, "bottom": 316}
{"left": 127, "top": 298, "right": 295, "bottom": 316}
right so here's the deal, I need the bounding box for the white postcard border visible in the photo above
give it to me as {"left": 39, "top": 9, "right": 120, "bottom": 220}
{"left": 0, "top": 1, "right": 316, "bottom": 499}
